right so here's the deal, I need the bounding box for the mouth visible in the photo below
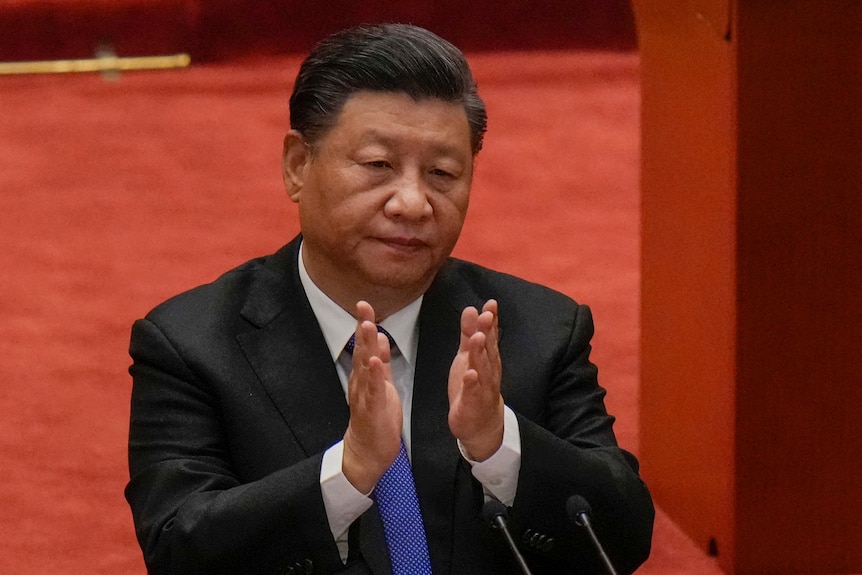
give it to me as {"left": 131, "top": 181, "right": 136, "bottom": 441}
{"left": 376, "top": 236, "right": 428, "bottom": 251}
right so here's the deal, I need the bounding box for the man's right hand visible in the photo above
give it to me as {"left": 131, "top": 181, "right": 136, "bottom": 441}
{"left": 341, "top": 301, "right": 403, "bottom": 494}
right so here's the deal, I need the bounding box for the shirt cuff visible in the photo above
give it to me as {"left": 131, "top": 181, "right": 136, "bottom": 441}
{"left": 320, "top": 440, "right": 374, "bottom": 562}
{"left": 457, "top": 406, "right": 521, "bottom": 506}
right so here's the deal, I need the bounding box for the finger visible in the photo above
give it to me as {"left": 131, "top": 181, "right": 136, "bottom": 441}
{"left": 462, "top": 368, "right": 480, "bottom": 389}
{"left": 477, "top": 300, "right": 500, "bottom": 365}
{"left": 350, "top": 354, "right": 389, "bottom": 409}
{"left": 348, "top": 339, "right": 377, "bottom": 404}
{"left": 468, "top": 330, "right": 487, "bottom": 361}
{"left": 376, "top": 330, "right": 391, "bottom": 364}
{"left": 458, "top": 369, "right": 479, "bottom": 402}
{"left": 451, "top": 367, "right": 479, "bottom": 407}
{"left": 460, "top": 306, "right": 479, "bottom": 348}
{"left": 475, "top": 311, "right": 497, "bottom": 353}
{"left": 355, "top": 300, "right": 376, "bottom": 323}
{"left": 365, "top": 356, "right": 388, "bottom": 396}
{"left": 352, "top": 320, "right": 380, "bottom": 366}
{"left": 349, "top": 323, "right": 382, "bottom": 411}
{"left": 482, "top": 299, "right": 498, "bottom": 316}
{"left": 354, "top": 301, "right": 379, "bottom": 356}
{"left": 477, "top": 299, "right": 498, "bottom": 338}
{"left": 467, "top": 331, "right": 497, "bottom": 389}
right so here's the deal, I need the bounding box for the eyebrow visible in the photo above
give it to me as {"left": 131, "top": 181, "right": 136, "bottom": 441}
{"left": 357, "top": 130, "right": 468, "bottom": 159}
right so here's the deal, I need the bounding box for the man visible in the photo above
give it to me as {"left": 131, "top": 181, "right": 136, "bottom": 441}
{"left": 126, "top": 24, "right": 654, "bottom": 575}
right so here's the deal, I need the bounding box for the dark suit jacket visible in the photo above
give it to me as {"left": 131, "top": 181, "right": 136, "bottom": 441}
{"left": 126, "top": 236, "right": 653, "bottom": 575}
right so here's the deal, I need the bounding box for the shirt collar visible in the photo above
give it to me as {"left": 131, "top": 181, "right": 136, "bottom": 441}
{"left": 297, "top": 241, "right": 422, "bottom": 366}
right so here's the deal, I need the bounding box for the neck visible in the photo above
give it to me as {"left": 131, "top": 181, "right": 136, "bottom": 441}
{"left": 299, "top": 245, "right": 432, "bottom": 321}
{"left": 323, "top": 279, "right": 429, "bottom": 322}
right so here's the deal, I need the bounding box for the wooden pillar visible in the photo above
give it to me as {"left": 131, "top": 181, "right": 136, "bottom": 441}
{"left": 634, "top": 1, "right": 862, "bottom": 573}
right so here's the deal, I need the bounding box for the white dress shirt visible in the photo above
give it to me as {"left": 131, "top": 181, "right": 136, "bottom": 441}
{"left": 297, "top": 243, "right": 521, "bottom": 561}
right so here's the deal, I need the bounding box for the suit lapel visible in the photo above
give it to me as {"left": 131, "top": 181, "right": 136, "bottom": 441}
{"left": 236, "top": 238, "right": 350, "bottom": 456}
{"left": 236, "top": 239, "right": 393, "bottom": 571}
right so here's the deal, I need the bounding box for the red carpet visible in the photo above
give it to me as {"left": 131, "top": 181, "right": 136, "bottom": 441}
{"left": 0, "top": 52, "right": 722, "bottom": 573}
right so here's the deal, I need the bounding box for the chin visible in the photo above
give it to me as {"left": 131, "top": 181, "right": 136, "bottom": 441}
{"left": 364, "top": 265, "right": 438, "bottom": 292}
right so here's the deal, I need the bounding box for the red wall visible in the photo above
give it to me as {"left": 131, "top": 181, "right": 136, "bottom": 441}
{"left": 635, "top": 0, "right": 737, "bottom": 566}
{"left": 637, "top": 0, "right": 862, "bottom": 573}
{"left": 734, "top": 3, "right": 862, "bottom": 572}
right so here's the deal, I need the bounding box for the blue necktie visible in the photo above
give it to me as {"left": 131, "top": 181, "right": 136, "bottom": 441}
{"left": 345, "top": 328, "right": 433, "bottom": 574}
{"left": 374, "top": 441, "right": 433, "bottom": 574}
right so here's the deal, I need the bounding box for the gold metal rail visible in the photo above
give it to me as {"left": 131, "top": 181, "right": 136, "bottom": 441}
{"left": 0, "top": 53, "right": 191, "bottom": 75}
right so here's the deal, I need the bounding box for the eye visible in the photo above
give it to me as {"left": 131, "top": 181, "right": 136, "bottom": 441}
{"left": 430, "top": 168, "right": 454, "bottom": 178}
{"left": 366, "top": 160, "right": 391, "bottom": 169}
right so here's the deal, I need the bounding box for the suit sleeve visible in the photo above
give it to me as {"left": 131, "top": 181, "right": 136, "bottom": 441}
{"left": 507, "top": 304, "right": 654, "bottom": 575}
{"left": 125, "top": 318, "right": 349, "bottom": 575}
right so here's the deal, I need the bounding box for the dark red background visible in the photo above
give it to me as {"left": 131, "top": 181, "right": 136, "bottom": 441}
{"left": 1, "top": 0, "right": 636, "bottom": 62}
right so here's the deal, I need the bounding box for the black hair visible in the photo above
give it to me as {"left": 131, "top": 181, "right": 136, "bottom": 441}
{"left": 289, "top": 23, "right": 487, "bottom": 154}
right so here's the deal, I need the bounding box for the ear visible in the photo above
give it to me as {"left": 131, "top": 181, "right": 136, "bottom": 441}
{"left": 282, "top": 130, "right": 311, "bottom": 203}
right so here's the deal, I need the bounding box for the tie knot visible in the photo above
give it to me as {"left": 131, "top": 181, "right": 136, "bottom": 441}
{"left": 344, "top": 325, "right": 395, "bottom": 355}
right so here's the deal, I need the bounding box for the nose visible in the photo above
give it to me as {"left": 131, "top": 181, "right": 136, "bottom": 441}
{"left": 384, "top": 172, "right": 433, "bottom": 220}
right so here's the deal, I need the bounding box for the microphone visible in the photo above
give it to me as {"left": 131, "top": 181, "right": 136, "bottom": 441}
{"left": 482, "top": 499, "right": 534, "bottom": 575}
{"left": 565, "top": 495, "right": 618, "bottom": 575}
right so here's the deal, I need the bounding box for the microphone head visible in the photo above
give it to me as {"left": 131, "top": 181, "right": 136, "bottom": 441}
{"left": 482, "top": 498, "right": 509, "bottom": 529}
{"left": 565, "top": 495, "right": 592, "bottom": 526}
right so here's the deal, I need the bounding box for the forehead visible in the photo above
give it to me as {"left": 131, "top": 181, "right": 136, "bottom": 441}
{"left": 323, "top": 91, "right": 472, "bottom": 152}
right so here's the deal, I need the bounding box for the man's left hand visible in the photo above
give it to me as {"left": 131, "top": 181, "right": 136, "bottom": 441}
{"left": 448, "top": 299, "right": 504, "bottom": 461}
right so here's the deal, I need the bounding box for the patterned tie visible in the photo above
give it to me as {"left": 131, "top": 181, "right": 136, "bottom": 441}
{"left": 345, "top": 327, "right": 434, "bottom": 574}
{"left": 374, "top": 441, "right": 433, "bottom": 574}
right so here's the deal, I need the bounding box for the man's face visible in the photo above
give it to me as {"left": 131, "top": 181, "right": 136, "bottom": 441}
{"left": 285, "top": 90, "right": 474, "bottom": 308}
